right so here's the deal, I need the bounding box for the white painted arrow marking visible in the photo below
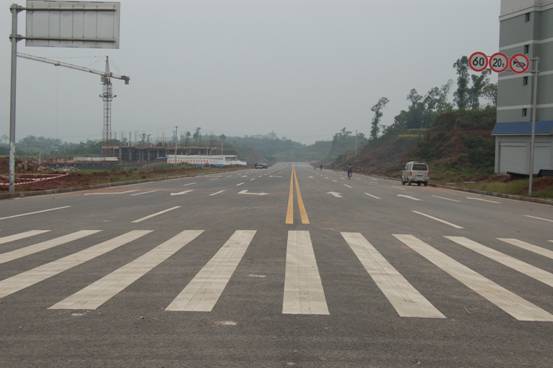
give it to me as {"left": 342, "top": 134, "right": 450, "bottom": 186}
{"left": 238, "top": 190, "right": 268, "bottom": 196}
{"left": 327, "top": 192, "right": 343, "bottom": 198}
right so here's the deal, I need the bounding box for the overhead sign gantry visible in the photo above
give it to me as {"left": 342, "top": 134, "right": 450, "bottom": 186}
{"left": 8, "top": 1, "right": 122, "bottom": 193}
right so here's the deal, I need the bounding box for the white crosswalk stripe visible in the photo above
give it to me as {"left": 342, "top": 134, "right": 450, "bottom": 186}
{"left": 446, "top": 236, "right": 553, "bottom": 288}
{"left": 282, "top": 231, "right": 329, "bottom": 315}
{"left": 0, "top": 231, "right": 151, "bottom": 300}
{"left": 0, "top": 230, "right": 101, "bottom": 265}
{"left": 0, "top": 228, "right": 551, "bottom": 322}
{"left": 166, "top": 230, "right": 256, "bottom": 312}
{"left": 51, "top": 230, "right": 203, "bottom": 310}
{"left": 497, "top": 238, "right": 553, "bottom": 260}
{"left": 394, "top": 234, "right": 553, "bottom": 322}
{"left": 0, "top": 230, "right": 51, "bottom": 245}
{"left": 342, "top": 232, "right": 444, "bottom": 318}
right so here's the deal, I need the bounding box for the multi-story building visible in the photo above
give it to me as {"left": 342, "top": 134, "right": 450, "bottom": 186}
{"left": 493, "top": 0, "right": 553, "bottom": 174}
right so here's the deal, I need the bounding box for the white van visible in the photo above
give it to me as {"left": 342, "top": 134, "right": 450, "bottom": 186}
{"left": 401, "top": 161, "right": 429, "bottom": 186}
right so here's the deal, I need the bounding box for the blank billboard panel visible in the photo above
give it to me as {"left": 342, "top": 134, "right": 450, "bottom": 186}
{"left": 26, "top": 0, "right": 120, "bottom": 49}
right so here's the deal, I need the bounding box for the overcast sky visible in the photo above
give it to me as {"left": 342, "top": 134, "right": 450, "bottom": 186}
{"left": 1, "top": 0, "right": 500, "bottom": 144}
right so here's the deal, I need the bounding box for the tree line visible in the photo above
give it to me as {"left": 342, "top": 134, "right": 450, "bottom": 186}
{"left": 368, "top": 56, "right": 497, "bottom": 141}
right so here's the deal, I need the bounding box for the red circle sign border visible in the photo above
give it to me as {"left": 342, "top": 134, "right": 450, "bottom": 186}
{"left": 489, "top": 52, "right": 509, "bottom": 73}
{"left": 510, "top": 53, "right": 530, "bottom": 74}
{"left": 468, "top": 51, "right": 489, "bottom": 72}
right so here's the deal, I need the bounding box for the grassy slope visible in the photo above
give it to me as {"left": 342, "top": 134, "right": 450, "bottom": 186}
{"left": 334, "top": 108, "right": 553, "bottom": 198}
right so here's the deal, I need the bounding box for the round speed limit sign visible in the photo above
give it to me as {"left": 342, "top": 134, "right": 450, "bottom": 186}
{"left": 489, "top": 52, "right": 509, "bottom": 73}
{"left": 469, "top": 51, "right": 489, "bottom": 72}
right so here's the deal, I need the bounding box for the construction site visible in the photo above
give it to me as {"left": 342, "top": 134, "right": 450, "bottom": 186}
{"left": 1, "top": 51, "right": 245, "bottom": 192}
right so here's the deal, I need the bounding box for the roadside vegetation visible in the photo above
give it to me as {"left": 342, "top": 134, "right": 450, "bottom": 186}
{"left": 330, "top": 56, "right": 551, "bottom": 199}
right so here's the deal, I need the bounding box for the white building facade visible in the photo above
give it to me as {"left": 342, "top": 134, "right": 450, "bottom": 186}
{"left": 494, "top": 0, "right": 553, "bottom": 174}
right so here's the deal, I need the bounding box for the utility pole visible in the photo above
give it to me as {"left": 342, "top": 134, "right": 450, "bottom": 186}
{"left": 174, "top": 126, "right": 178, "bottom": 156}
{"left": 354, "top": 130, "right": 358, "bottom": 155}
{"left": 8, "top": 4, "right": 23, "bottom": 193}
{"left": 528, "top": 57, "right": 540, "bottom": 197}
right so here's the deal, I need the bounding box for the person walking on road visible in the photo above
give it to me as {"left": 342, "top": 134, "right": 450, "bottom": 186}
{"left": 347, "top": 164, "right": 353, "bottom": 179}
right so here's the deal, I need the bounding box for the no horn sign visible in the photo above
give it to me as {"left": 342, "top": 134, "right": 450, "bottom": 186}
{"left": 468, "top": 51, "right": 530, "bottom": 74}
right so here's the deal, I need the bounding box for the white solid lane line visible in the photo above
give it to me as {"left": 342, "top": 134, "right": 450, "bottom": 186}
{"left": 170, "top": 189, "right": 194, "bottom": 196}
{"left": 182, "top": 183, "right": 196, "bottom": 187}
{"left": 52, "top": 230, "right": 203, "bottom": 310}
{"left": 466, "top": 197, "right": 501, "bottom": 204}
{"left": 0, "top": 206, "right": 71, "bottom": 221}
{"left": 130, "top": 190, "right": 158, "bottom": 196}
{"left": 84, "top": 190, "right": 138, "bottom": 196}
{"left": 497, "top": 238, "right": 553, "bottom": 260}
{"left": 446, "top": 236, "right": 553, "bottom": 288}
{"left": 0, "top": 230, "right": 151, "bottom": 300}
{"left": 412, "top": 210, "right": 464, "bottom": 230}
{"left": 342, "top": 233, "right": 445, "bottom": 318}
{"left": 166, "top": 230, "right": 256, "bottom": 312}
{"left": 209, "top": 190, "right": 226, "bottom": 197}
{"left": 0, "top": 230, "right": 101, "bottom": 265}
{"left": 282, "top": 231, "right": 329, "bottom": 315}
{"left": 364, "top": 193, "right": 381, "bottom": 200}
{"left": 524, "top": 215, "right": 553, "bottom": 224}
{"left": 0, "top": 230, "right": 51, "bottom": 245}
{"left": 432, "top": 195, "right": 461, "bottom": 203}
{"left": 131, "top": 206, "right": 181, "bottom": 224}
{"left": 397, "top": 194, "right": 421, "bottom": 201}
{"left": 394, "top": 234, "right": 553, "bottom": 322}
{"left": 236, "top": 182, "right": 245, "bottom": 187}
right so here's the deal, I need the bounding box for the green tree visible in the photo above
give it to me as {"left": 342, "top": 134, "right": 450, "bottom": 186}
{"left": 453, "top": 57, "right": 470, "bottom": 110}
{"left": 482, "top": 82, "right": 498, "bottom": 106}
{"left": 370, "top": 97, "right": 390, "bottom": 140}
{"left": 468, "top": 70, "right": 491, "bottom": 109}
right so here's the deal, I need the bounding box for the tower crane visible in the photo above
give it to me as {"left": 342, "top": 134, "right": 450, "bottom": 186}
{"left": 17, "top": 53, "right": 130, "bottom": 143}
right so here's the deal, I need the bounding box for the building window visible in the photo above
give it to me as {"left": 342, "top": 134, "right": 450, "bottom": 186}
{"left": 523, "top": 76, "right": 529, "bottom": 85}
{"left": 522, "top": 108, "right": 528, "bottom": 117}
{"left": 525, "top": 12, "right": 531, "bottom": 22}
{"left": 524, "top": 44, "right": 530, "bottom": 54}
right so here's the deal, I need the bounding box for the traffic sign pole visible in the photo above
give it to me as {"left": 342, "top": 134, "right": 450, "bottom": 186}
{"left": 8, "top": 4, "right": 23, "bottom": 194}
{"left": 528, "top": 57, "right": 540, "bottom": 197}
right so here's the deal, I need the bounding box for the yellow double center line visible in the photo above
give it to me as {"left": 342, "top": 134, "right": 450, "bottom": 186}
{"left": 285, "top": 166, "right": 310, "bottom": 225}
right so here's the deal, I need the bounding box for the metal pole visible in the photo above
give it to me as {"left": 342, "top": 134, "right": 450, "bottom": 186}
{"left": 528, "top": 57, "right": 540, "bottom": 196}
{"left": 174, "top": 126, "right": 178, "bottom": 156}
{"left": 8, "top": 4, "right": 22, "bottom": 193}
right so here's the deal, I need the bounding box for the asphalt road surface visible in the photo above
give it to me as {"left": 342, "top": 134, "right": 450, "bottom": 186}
{"left": 1, "top": 162, "right": 552, "bottom": 367}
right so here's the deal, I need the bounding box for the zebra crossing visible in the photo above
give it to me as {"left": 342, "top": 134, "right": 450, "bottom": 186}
{"left": 0, "top": 228, "right": 552, "bottom": 321}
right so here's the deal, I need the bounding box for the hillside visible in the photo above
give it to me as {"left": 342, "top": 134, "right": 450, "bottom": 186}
{"left": 334, "top": 108, "right": 497, "bottom": 182}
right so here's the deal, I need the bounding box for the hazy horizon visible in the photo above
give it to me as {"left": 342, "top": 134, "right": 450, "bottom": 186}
{"left": 1, "top": 0, "right": 500, "bottom": 144}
